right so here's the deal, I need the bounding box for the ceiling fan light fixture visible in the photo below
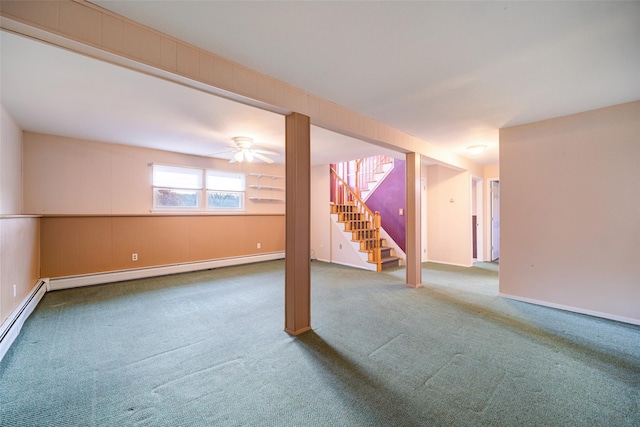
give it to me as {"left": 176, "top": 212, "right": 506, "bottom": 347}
{"left": 225, "top": 136, "right": 275, "bottom": 164}
{"left": 466, "top": 144, "right": 487, "bottom": 155}
{"left": 233, "top": 136, "right": 254, "bottom": 150}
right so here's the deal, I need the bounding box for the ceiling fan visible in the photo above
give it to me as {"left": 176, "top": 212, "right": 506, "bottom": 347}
{"left": 212, "top": 136, "right": 278, "bottom": 164}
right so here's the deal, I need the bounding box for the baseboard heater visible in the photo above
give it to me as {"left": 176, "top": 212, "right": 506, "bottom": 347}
{"left": 48, "top": 252, "right": 286, "bottom": 291}
{"left": 0, "top": 279, "right": 48, "bottom": 362}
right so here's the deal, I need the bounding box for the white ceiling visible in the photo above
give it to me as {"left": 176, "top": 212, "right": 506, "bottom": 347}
{"left": 0, "top": 30, "right": 401, "bottom": 166}
{"left": 2, "top": 1, "right": 640, "bottom": 167}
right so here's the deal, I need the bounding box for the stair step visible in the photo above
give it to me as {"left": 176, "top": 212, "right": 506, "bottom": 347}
{"left": 338, "top": 212, "right": 365, "bottom": 221}
{"left": 359, "top": 238, "right": 386, "bottom": 251}
{"left": 332, "top": 203, "right": 357, "bottom": 212}
{"left": 366, "top": 254, "right": 401, "bottom": 269}
{"left": 330, "top": 198, "right": 401, "bottom": 273}
{"left": 343, "top": 219, "right": 370, "bottom": 230}
{"left": 380, "top": 256, "right": 400, "bottom": 270}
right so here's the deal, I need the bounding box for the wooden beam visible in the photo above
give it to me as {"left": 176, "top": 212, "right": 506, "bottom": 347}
{"left": 406, "top": 152, "right": 423, "bottom": 288}
{"left": 284, "top": 112, "right": 312, "bottom": 335}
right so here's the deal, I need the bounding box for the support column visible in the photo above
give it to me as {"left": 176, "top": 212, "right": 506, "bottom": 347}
{"left": 406, "top": 152, "right": 423, "bottom": 288}
{"left": 284, "top": 112, "right": 312, "bottom": 335}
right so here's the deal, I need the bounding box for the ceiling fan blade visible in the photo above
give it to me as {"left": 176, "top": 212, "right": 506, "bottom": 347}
{"left": 254, "top": 149, "right": 279, "bottom": 156}
{"left": 253, "top": 152, "right": 274, "bottom": 164}
{"left": 207, "top": 150, "right": 234, "bottom": 157}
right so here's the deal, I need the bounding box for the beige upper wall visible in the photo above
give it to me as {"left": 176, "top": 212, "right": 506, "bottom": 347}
{"left": 426, "top": 164, "right": 472, "bottom": 266}
{"left": 23, "top": 132, "right": 285, "bottom": 215}
{"left": 0, "top": 105, "right": 22, "bottom": 215}
{"left": 500, "top": 100, "right": 640, "bottom": 324}
{"left": 484, "top": 164, "right": 499, "bottom": 180}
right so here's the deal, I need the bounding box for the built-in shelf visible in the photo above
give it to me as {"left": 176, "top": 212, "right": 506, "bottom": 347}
{"left": 248, "top": 185, "right": 285, "bottom": 191}
{"left": 248, "top": 173, "right": 283, "bottom": 179}
{"left": 248, "top": 197, "right": 285, "bottom": 202}
{"left": 248, "top": 174, "right": 285, "bottom": 203}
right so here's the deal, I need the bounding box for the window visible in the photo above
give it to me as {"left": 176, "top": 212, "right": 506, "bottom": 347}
{"left": 206, "top": 170, "right": 245, "bottom": 210}
{"left": 152, "top": 164, "right": 203, "bottom": 209}
{"left": 152, "top": 164, "right": 245, "bottom": 211}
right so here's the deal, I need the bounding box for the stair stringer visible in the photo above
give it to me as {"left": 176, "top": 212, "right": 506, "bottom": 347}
{"left": 330, "top": 213, "right": 377, "bottom": 271}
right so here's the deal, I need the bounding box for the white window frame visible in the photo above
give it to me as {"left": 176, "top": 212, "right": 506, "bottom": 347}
{"left": 206, "top": 170, "right": 245, "bottom": 211}
{"left": 151, "top": 164, "right": 246, "bottom": 212}
{"left": 152, "top": 164, "right": 203, "bottom": 210}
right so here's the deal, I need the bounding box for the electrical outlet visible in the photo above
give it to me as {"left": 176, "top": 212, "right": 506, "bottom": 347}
{"left": 132, "top": 253, "right": 138, "bottom": 261}
{"left": 13, "top": 284, "right": 17, "bottom": 297}
{"left": 257, "top": 243, "right": 261, "bottom": 249}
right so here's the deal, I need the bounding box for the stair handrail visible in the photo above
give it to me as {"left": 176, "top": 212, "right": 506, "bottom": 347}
{"left": 361, "top": 155, "right": 392, "bottom": 196}
{"left": 330, "top": 167, "right": 382, "bottom": 271}
{"left": 334, "top": 155, "right": 393, "bottom": 201}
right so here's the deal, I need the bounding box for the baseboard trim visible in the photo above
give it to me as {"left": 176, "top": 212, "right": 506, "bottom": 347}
{"left": 0, "top": 279, "right": 48, "bottom": 362}
{"left": 49, "top": 252, "right": 285, "bottom": 291}
{"left": 499, "top": 292, "right": 640, "bottom": 326}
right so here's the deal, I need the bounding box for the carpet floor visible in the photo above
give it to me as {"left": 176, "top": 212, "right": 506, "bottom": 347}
{"left": 1, "top": 260, "right": 638, "bottom": 426}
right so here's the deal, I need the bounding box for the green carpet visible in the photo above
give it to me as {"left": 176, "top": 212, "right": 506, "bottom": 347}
{"left": 1, "top": 260, "right": 638, "bottom": 426}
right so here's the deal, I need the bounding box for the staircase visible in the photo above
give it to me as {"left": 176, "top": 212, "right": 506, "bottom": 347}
{"left": 331, "top": 203, "right": 400, "bottom": 270}
{"left": 330, "top": 166, "right": 401, "bottom": 272}
{"left": 333, "top": 155, "right": 394, "bottom": 201}
{"left": 359, "top": 157, "right": 394, "bottom": 201}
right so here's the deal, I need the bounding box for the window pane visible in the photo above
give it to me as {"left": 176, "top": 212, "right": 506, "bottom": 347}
{"left": 206, "top": 171, "right": 244, "bottom": 191}
{"left": 153, "top": 165, "right": 202, "bottom": 189}
{"left": 207, "top": 191, "right": 243, "bottom": 209}
{"left": 154, "top": 189, "right": 199, "bottom": 208}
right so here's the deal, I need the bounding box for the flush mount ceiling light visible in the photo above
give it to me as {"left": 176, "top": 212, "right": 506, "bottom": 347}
{"left": 466, "top": 144, "right": 487, "bottom": 155}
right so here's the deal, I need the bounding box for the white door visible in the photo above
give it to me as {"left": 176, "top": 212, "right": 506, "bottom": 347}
{"left": 491, "top": 180, "right": 500, "bottom": 261}
{"left": 421, "top": 177, "right": 427, "bottom": 262}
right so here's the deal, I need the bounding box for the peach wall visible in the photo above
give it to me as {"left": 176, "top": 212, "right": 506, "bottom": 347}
{"left": 310, "top": 164, "right": 331, "bottom": 262}
{"left": 23, "top": 132, "right": 286, "bottom": 215}
{"left": 500, "top": 101, "right": 640, "bottom": 324}
{"left": 21, "top": 132, "right": 287, "bottom": 279}
{"left": 0, "top": 217, "right": 40, "bottom": 325}
{"left": 0, "top": 106, "right": 40, "bottom": 326}
{"left": 426, "top": 165, "right": 472, "bottom": 266}
{"left": 40, "top": 214, "right": 284, "bottom": 278}
{"left": 0, "top": 105, "right": 22, "bottom": 214}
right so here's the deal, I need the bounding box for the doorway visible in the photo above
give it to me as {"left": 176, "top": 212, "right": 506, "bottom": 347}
{"left": 471, "top": 177, "right": 483, "bottom": 262}
{"left": 490, "top": 180, "right": 500, "bottom": 262}
{"left": 421, "top": 177, "right": 427, "bottom": 262}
